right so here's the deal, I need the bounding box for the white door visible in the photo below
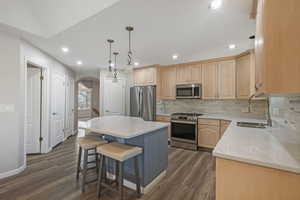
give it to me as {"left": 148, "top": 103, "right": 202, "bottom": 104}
{"left": 26, "top": 67, "right": 41, "bottom": 154}
{"left": 51, "top": 72, "right": 66, "bottom": 147}
{"left": 103, "top": 78, "right": 125, "bottom": 116}
{"left": 65, "top": 76, "right": 75, "bottom": 139}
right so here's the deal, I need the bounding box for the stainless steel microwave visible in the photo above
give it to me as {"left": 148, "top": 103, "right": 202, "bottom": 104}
{"left": 176, "top": 84, "right": 202, "bottom": 99}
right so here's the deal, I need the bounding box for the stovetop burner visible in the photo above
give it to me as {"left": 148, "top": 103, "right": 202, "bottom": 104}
{"left": 171, "top": 113, "right": 203, "bottom": 121}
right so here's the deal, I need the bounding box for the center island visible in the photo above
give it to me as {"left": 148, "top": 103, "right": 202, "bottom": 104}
{"left": 80, "top": 116, "right": 169, "bottom": 193}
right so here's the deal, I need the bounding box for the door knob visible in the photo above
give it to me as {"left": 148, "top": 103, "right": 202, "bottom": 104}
{"left": 52, "top": 112, "right": 57, "bottom": 115}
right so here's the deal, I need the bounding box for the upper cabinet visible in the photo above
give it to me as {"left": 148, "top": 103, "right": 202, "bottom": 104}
{"left": 176, "top": 63, "right": 202, "bottom": 84}
{"left": 176, "top": 65, "right": 192, "bottom": 84}
{"left": 218, "top": 60, "right": 236, "bottom": 99}
{"left": 255, "top": 0, "right": 300, "bottom": 94}
{"left": 133, "top": 66, "right": 157, "bottom": 86}
{"left": 236, "top": 51, "right": 256, "bottom": 99}
{"left": 202, "top": 62, "right": 218, "bottom": 99}
{"left": 159, "top": 66, "right": 176, "bottom": 100}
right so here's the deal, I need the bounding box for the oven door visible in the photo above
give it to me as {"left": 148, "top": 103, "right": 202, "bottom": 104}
{"left": 171, "top": 120, "right": 197, "bottom": 144}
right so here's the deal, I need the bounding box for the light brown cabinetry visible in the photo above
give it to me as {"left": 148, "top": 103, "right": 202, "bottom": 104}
{"left": 198, "top": 119, "right": 220, "bottom": 148}
{"left": 133, "top": 66, "right": 157, "bottom": 86}
{"left": 216, "top": 158, "right": 300, "bottom": 200}
{"left": 176, "top": 64, "right": 202, "bottom": 84}
{"left": 255, "top": 0, "right": 300, "bottom": 94}
{"left": 159, "top": 66, "right": 176, "bottom": 100}
{"left": 198, "top": 118, "right": 231, "bottom": 148}
{"left": 176, "top": 65, "right": 192, "bottom": 84}
{"left": 236, "top": 53, "right": 253, "bottom": 99}
{"left": 202, "top": 62, "right": 218, "bottom": 99}
{"left": 218, "top": 60, "right": 236, "bottom": 99}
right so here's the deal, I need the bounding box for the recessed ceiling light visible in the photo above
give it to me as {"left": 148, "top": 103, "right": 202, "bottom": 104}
{"left": 77, "top": 60, "right": 83, "bottom": 65}
{"left": 172, "top": 54, "right": 179, "bottom": 60}
{"left": 62, "top": 47, "right": 69, "bottom": 53}
{"left": 134, "top": 62, "right": 139, "bottom": 66}
{"left": 228, "top": 44, "right": 236, "bottom": 50}
{"left": 210, "top": 0, "right": 222, "bottom": 10}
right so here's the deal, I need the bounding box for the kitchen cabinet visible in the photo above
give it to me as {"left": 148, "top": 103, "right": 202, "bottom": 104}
{"left": 216, "top": 158, "right": 300, "bottom": 200}
{"left": 198, "top": 119, "right": 220, "bottom": 148}
{"left": 156, "top": 115, "right": 171, "bottom": 140}
{"left": 220, "top": 120, "right": 231, "bottom": 138}
{"left": 218, "top": 60, "right": 236, "bottom": 99}
{"left": 202, "top": 62, "right": 218, "bottom": 99}
{"left": 176, "top": 63, "right": 202, "bottom": 84}
{"left": 255, "top": 0, "right": 300, "bottom": 94}
{"left": 176, "top": 64, "right": 192, "bottom": 84}
{"left": 159, "top": 66, "right": 176, "bottom": 100}
{"left": 191, "top": 64, "right": 202, "bottom": 83}
{"left": 236, "top": 52, "right": 255, "bottom": 99}
{"left": 133, "top": 66, "right": 157, "bottom": 86}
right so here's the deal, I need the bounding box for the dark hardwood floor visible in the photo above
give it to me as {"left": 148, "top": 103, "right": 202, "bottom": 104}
{"left": 0, "top": 136, "right": 215, "bottom": 200}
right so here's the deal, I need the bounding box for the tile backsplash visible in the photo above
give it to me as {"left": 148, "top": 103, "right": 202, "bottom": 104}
{"left": 157, "top": 99, "right": 267, "bottom": 119}
{"left": 270, "top": 96, "right": 300, "bottom": 131}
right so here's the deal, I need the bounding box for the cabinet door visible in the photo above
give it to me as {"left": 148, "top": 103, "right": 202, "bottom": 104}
{"left": 198, "top": 124, "right": 220, "bottom": 148}
{"left": 156, "top": 115, "right": 171, "bottom": 140}
{"left": 218, "top": 60, "right": 236, "bottom": 99}
{"left": 160, "top": 66, "right": 176, "bottom": 100}
{"left": 176, "top": 65, "right": 192, "bottom": 84}
{"left": 236, "top": 54, "right": 251, "bottom": 99}
{"left": 254, "top": 0, "right": 265, "bottom": 94}
{"left": 144, "top": 67, "right": 156, "bottom": 85}
{"left": 191, "top": 64, "right": 202, "bottom": 83}
{"left": 202, "top": 62, "right": 218, "bottom": 99}
{"left": 133, "top": 69, "right": 145, "bottom": 86}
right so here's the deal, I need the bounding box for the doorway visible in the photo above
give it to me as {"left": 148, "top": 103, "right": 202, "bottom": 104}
{"left": 26, "top": 64, "right": 43, "bottom": 154}
{"left": 77, "top": 78, "right": 100, "bottom": 121}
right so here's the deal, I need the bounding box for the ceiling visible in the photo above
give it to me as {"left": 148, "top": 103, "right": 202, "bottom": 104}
{"left": 0, "top": 0, "right": 255, "bottom": 72}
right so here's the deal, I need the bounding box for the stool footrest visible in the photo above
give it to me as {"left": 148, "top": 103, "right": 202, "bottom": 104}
{"left": 101, "top": 182, "right": 119, "bottom": 193}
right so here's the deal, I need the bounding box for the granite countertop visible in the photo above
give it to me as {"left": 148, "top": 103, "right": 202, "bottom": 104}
{"left": 79, "top": 116, "right": 169, "bottom": 139}
{"left": 212, "top": 116, "right": 300, "bottom": 174}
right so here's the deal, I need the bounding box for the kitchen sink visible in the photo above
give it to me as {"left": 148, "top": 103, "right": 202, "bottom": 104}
{"left": 237, "top": 122, "right": 266, "bottom": 129}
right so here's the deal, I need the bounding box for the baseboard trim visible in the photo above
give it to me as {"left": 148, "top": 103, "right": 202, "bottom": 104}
{"left": 0, "top": 163, "right": 26, "bottom": 179}
{"left": 107, "top": 170, "right": 166, "bottom": 194}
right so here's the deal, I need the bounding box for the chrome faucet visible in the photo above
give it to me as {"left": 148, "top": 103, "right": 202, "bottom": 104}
{"left": 248, "top": 93, "right": 272, "bottom": 127}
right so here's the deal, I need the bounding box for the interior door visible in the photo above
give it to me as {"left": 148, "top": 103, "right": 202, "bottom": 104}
{"left": 103, "top": 78, "right": 125, "bottom": 116}
{"left": 51, "top": 72, "right": 66, "bottom": 147}
{"left": 64, "top": 76, "right": 75, "bottom": 139}
{"left": 26, "top": 67, "right": 41, "bottom": 154}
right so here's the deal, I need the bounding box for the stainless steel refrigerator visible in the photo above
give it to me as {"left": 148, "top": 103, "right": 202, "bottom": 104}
{"left": 130, "top": 86, "right": 156, "bottom": 121}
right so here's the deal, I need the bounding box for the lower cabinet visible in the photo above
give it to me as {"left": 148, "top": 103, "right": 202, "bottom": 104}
{"left": 198, "top": 118, "right": 231, "bottom": 149}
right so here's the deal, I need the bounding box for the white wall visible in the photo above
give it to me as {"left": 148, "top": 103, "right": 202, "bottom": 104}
{"left": 0, "top": 29, "right": 75, "bottom": 178}
{"left": 0, "top": 31, "right": 24, "bottom": 176}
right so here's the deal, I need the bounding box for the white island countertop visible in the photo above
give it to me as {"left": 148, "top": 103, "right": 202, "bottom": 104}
{"left": 79, "top": 116, "right": 169, "bottom": 139}
{"left": 212, "top": 116, "right": 300, "bottom": 174}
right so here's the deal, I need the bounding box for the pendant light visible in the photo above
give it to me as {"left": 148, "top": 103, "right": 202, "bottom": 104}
{"left": 126, "top": 26, "right": 134, "bottom": 66}
{"left": 107, "top": 39, "right": 114, "bottom": 72}
{"left": 112, "top": 52, "right": 119, "bottom": 82}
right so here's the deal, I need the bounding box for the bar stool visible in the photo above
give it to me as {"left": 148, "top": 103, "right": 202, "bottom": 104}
{"left": 76, "top": 136, "right": 107, "bottom": 192}
{"left": 96, "top": 142, "right": 143, "bottom": 200}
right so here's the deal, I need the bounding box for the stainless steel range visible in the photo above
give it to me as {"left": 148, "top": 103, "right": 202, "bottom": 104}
{"left": 170, "top": 113, "right": 203, "bottom": 151}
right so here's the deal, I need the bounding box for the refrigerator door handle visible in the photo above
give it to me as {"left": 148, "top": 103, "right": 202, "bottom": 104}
{"left": 139, "top": 89, "right": 143, "bottom": 117}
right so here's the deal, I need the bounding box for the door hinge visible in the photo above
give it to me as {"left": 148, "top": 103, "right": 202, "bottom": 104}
{"left": 39, "top": 137, "right": 43, "bottom": 142}
{"left": 40, "top": 75, "right": 44, "bottom": 81}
